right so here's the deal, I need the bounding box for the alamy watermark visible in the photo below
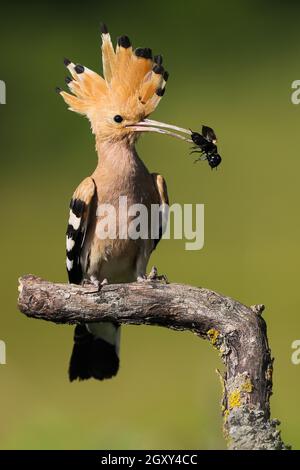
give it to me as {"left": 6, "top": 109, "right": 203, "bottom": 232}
{"left": 290, "top": 80, "right": 300, "bottom": 104}
{"left": 92, "top": 197, "right": 204, "bottom": 251}
{"left": 0, "top": 80, "right": 6, "bottom": 104}
{"left": 291, "top": 340, "right": 300, "bottom": 365}
{"left": 0, "top": 340, "right": 6, "bottom": 365}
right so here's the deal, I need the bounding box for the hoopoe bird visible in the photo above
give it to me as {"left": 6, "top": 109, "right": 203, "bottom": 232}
{"left": 57, "top": 24, "right": 192, "bottom": 382}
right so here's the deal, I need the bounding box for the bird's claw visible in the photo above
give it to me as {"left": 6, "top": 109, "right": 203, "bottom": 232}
{"left": 137, "top": 266, "right": 168, "bottom": 284}
{"left": 148, "top": 266, "right": 159, "bottom": 280}
{"left": 82, "top": 277, "right": 108, "bottom": 294}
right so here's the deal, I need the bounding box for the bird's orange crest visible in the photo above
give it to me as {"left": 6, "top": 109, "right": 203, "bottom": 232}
{"left": 58, "top": 24, "right": 169, "bottom": 142}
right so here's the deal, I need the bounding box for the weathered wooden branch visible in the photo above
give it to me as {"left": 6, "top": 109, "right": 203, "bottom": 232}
{"left": 17, "top": 274, "right": 288, "bottom": 450}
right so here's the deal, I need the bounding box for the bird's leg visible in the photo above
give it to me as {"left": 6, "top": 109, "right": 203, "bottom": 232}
{"left": 82, "top": 276, "right": 100, "bottom": 289}
{"left": 148, "top": 266, "right": 169, "bottom": 283}
{"left": 137, "top": 266, "right": 168, "bottom": 284}
{"left": 82, "top": 276, "right": 108, "bottom": 294}
{"left": 148, "top": 265, "right": 159, "bottom": 280}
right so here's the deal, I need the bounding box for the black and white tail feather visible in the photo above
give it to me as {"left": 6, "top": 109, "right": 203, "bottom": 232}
{"left": 66, "top": 176, "right": 120, "bottom": 381}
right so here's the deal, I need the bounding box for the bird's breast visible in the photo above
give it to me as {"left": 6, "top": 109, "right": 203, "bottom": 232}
{"left": 82, "top": 159, "right": 159, "bottom": 282}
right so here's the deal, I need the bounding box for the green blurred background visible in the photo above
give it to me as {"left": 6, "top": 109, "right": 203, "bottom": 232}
{"left": 1, "top": 0, "right": 300, "bottom": 450}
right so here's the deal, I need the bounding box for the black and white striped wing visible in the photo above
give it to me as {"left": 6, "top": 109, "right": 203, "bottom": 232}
{"left": 66, "top": 177, "right": 96, "bottom": 284}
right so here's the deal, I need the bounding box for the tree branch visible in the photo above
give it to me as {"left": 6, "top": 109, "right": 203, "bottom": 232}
{"left": 17, "top": 274, "right": 288, "bottom": 450}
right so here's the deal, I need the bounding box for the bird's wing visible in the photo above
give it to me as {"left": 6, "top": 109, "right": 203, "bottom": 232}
{"left": 151, "top": 173, "right": 169, "bottom": 250}
{"left": 66, "top": 177, "right": 96, "bottom": 284}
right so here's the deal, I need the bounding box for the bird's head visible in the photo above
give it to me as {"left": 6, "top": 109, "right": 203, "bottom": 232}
{"left": 57, "top": 24, "right": 192, "bottom": 146}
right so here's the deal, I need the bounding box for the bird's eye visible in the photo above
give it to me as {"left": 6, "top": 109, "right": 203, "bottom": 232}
{"left": 114, "top": 115, "right": 123, "bottom": 123}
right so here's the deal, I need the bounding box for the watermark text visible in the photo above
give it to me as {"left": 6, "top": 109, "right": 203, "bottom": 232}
{"left": 94, "top": 197, "right": 204, "bottom": 251}
{"left": 291, "top": 340, "right": 300, "bottom": 365}
{"left": 0, "top": 340, "right": 6, "bottom": 365}
{"left": 0, "top": 80, "right": 6, "bottom": 104}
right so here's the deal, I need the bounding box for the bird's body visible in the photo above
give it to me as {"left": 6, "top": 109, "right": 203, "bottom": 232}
{"left": 83, "top": 140, "right": 161, "bottom": 284}
{"left": 58, "top": 24, "right": 190, "bottom": 381}
{"left": 67, "top": 137, "right": 168, "bottom": 381}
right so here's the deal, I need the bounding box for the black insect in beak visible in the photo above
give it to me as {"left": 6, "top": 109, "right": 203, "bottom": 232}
{"left": 190, "top": 125, "right": 222, "bottom": 169}
{"left": 128, "top": 119, "right": 222, "bottom": 170}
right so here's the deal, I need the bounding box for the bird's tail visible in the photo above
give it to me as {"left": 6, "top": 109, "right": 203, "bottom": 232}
{"left": 68, "top": 322, "right": 120, "bottom": 381}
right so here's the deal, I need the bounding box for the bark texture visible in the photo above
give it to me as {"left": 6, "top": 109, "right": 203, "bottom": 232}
{"left": 17, "top": 274, "right": 289, "bottom": 450}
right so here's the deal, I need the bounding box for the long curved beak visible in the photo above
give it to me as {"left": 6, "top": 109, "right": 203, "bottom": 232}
{"left": 126, "top": 118, "right": 193, "bottom": 143}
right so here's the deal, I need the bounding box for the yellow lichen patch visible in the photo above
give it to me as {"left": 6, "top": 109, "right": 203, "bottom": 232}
{"left": 228, "top": 390, "right": 241, "bottom": 409}
{"left": 241, "top": 378, "right": 253, "bottom": 393}
{"left": 207, "top": 328, "right": 220, "bottom": 346}
{"left": 223, "top": 408, "right": 229, "bottom": 423}
{"left": 266, "top": 365, "right": 273, "bottom": 382}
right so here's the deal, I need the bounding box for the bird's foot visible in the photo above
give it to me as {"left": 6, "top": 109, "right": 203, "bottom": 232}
{"left": 137, "top": 266, "right": 168, "bottom": 284}
{"left": 82, "top": 277, "right": 108, "bottom": 294}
